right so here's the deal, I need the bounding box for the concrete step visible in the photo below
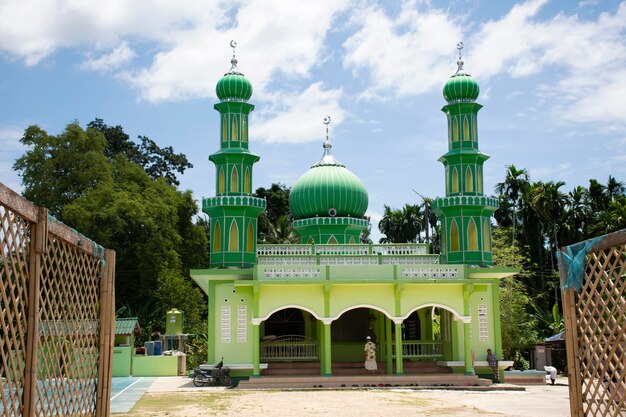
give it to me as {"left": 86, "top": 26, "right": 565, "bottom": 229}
{"left": 262, "top": 361, "right": 451, "bottom": 376}
{"left": 238, "top": 374, "right": 491, "bottom": 389}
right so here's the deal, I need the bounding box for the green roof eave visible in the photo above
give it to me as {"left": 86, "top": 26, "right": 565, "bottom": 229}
{"left": 465, "top": 267, "right": 519, "bottom": 279}
{"left": 190, "top": 268, "right": 254, "bottom": 294}
{"left": 437, "top": 149, "right": 490, "bottom": 163}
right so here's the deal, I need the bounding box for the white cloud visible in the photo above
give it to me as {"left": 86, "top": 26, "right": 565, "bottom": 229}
{"left": 471, "top": 1, "right": 626, "bottom": 125}
{"left": 343, "top": 2, "right": 462, "bottom": 99}
{"left": 80, "top": 42, "right": 135, "bottom": 72}
{"left": 253, "top": 82, "right": 344, "bottom": 144}
{"left": 343, "top": 0, "right": 626, "bottom": 126}
{"left": 0, "top": 0, "right": 226, "bottom": 65}
{"left": 0, "top": 127, "right": 24, "bottom": 151}
{"left": 0, "top": 126, "right": 25, "bottom": 192}
{"left": 122, "top": 0, "right": 349, "bottom": 102}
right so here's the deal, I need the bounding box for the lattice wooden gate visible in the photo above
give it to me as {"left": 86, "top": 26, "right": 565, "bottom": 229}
{"left": 0, "top": 183, "right": 115, "bottom": 417}
{"left": 560, "top": 230, "right": 626, "bottom": 417}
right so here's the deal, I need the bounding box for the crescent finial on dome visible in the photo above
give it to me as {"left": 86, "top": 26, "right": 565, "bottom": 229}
{"left": 455, "top": 41, "right": 465, "bottom": 75}
{"left": 229, "top": 40, "right": 238, "bottom": 72}
{"left": 315, "top": 115, "right": 343, "bottom": 167}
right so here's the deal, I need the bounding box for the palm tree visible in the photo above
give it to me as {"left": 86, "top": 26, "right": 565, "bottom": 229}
{"left": 378, "top": 204, "right": 421, "bottom": 243}
{"left": 606, "top": 175, "right": 625, "bottom": 201}
{"left": 495, "top": 165, "right": 530, "bottom": 246}
{"left": 531, "top": 181, "right": 568, "bottom": 272}
{"left": 264, "top": 215, "right": 298, "bottom": 244}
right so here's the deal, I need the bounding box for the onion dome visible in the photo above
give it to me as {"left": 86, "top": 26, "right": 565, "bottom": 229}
{"left": 216, "top": 41, "right": 253, "bottom": 102}
{"left": 443, "top": 42, "right": 479, "bottom": 103}
{"left": 290, "top": 117, "right": 368, "bottom": 219}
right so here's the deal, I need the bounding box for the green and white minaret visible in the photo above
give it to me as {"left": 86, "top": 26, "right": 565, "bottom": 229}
{"left": 203, "top": 41, "right": 266, "bottom": 268}
{"left": 433, "top": 42, "right": 498, "bottom": 266}
{"left": 290, "top": 117, "right": 369, "bottom": 244}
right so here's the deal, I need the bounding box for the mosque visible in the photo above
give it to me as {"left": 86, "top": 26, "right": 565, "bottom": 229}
{"left": 190, "top": 43, "right": 516, "bottom": 383}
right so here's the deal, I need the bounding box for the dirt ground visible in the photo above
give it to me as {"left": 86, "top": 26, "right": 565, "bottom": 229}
{"left": 119, "top": 378, "right": 571, "bottom": 417}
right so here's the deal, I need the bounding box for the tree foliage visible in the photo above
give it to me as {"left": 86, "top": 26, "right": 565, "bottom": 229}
{"left": 87, "top": 118, "right": 193, "bottom": 186}
{"left": 14, "top": 121, "right": 207, "bottom": 338}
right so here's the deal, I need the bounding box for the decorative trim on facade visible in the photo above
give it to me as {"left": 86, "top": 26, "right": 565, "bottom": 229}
{"left": 292, "top": 216, "right": 369, "bottom": 228}
{"left": 401, "top": 267, "right": 459, "bottom": 279}
{"left": 257, "top": 243, "right": 429, "bottom": 256}
{"left": 203, "top": 195, "right": 266, "bottom": 209}
{"left": 381, "top": 256, "right": 439, "bottom": 265}
{"left": 319, "top": 256, "right": 379, "bottom": 265}
{"left": 262, "top": 268, "right": 321, "bottom": 279}
{"left": 433, "top": 195, "right": 499, "bottom": 209}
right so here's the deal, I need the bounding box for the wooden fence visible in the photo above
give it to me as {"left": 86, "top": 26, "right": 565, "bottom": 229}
{"left": 0, "top": 182, "right": 115, "bottom": 417}
{"left": 560, "top": 230, "right": 626, "bottom": 417}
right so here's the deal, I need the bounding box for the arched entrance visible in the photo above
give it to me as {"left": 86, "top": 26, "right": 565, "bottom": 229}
{"left": 264, "top": 308, "right": 305, "bottom": 336}
{"left": 259, "top": 308, "right": 320, "bottom": 370}
{"left": 328, "top": 307, "right": 393, "bottom": 375}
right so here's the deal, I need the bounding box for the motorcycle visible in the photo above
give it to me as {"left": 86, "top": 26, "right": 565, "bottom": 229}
{"left": 192, "top": 358, "right": 232, "bottom": 387}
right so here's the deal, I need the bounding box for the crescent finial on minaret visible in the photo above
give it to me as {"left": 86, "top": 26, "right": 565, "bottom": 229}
{"left": 229, "top": 40, "right": 238, "bottom": 71}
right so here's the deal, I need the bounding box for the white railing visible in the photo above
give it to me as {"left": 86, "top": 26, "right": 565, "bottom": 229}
{"left": 257, "top": 243, "right": 429, "bottom": 256}
{"left": 392, "top": 340, "right": 443, "bottom": 358}
{"left": 260, "top": 335, "right": 318, "bottom": 361}
{"left": 371, "top": 244, "right": 427, "bottom": 255}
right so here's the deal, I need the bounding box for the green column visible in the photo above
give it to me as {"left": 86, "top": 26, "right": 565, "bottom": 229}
{"left": 317, "top": 320, "right": 326, "bottom": 375}
{"left": 491, "top": 281, "right": 503, "bottom": 382}
{"left": 385, "top": 317, "right": 393, "bottom": 375}
{"left": 323, "top": 322, "right": 332, "bottom": 376}
{"left": 394, "top": 322, "right": 404, "bottom": 375}
{"left": 463, "top": 284, "right": 474, "bottom": 375}
{"left": 252, "top": 323, "right": 260, "bottom": 377}
{"left": 207, "top": 282, "right": 216, "bottom": 364}
{"left": 463, "top": 322, "right": 473, "bottom": 375}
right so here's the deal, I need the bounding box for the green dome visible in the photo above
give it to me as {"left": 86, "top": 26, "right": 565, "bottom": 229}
{"left": 290, "top": 164, "right": 368, "bottom": 219}
{"left": 443, "top": 73, "right": 479, "bottom": 103}
{"left": 216, "top": 71, "right": 253, "bottom": 101}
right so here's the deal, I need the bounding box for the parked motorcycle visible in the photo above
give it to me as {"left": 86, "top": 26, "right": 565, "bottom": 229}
{"left": 192, "top": 358, "right": 232, "bottom": 387}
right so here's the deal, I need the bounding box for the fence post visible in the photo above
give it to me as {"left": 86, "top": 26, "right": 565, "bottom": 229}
{"left": 23, "top": 207, "right": 47, "bottom": 417}
{"left": 559, "top": 252, "right": 583, "bottom": 417}
{"left": 96, "top": 249, "right": 115, "bottom": 417}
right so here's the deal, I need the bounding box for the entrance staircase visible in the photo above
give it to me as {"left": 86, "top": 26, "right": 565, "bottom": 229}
{"left": 261, "top": 360, "right": 452, "bottom": 376}
{"left": 241, "top": 361, "right": 489, "bottom": 389}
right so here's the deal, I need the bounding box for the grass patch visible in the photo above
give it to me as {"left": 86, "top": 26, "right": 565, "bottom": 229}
{"left": 117, "top": 391, "right": 244, "bottom": 416}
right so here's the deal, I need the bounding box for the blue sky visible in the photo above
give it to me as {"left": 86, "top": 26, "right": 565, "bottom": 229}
{"left": 1, "top": 0, "right": 625, "bottom": 242}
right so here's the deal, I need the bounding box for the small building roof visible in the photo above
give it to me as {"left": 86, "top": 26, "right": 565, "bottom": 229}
{"left": 115, "top": 317, "right": 141, "bottom": 336}
{"left": 544, "top": 331, "right": 565, "bottom": 343}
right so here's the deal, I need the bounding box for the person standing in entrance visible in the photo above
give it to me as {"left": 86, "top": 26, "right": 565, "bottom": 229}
{"left": 364, "top": 336, "right": 377, "bottom": 374}
{"left": 487, "top": 349, "right": 500, "bottom": 383}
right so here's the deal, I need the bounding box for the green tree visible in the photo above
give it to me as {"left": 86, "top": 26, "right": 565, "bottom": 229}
{"left": 495, "top": 165, "right": 529, "bottom": 245}
{"left": 378, "top": 204, "right": 422, "bottom": 243}
{"left": 13, "top": 123, "right": 111, "bottom": 216}
{"left": 254, "top": 183, "right": 291, "bottom": 242}
{"left": 531, "top": 181, "right": 568, "bottom": 271}
{"left": 14, "top": 122, "right": 208, "bottom": 337}
{"left": 87, "top": 118, "right": 193, "bottom": 186}
{"left": 605, "top": 175, "right": 625, "bottom": 202}
{"left": 491, "top": 227, "right": 538, "bottom": 360}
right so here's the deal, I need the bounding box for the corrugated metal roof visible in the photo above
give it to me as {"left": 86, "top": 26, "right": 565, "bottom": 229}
{"left": 115, "top": 318, "right": 140, "bottom": 336}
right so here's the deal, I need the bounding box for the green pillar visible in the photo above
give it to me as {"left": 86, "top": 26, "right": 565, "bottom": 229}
{"left": 385, "top": 317, "right": 393, "bottom": 375}
{"left": 463, "top": 284, "right": 474, "bottom": 375}
{"left": 463, "top": 322, "right": 473, "bottom": 375}
{"left": 394, "top": 322, "right": 404, "bottom": 375}
{"left": 317, "top": 320, "right": 324, "bottom": 374}
{"left": 207, "top": 282, "right": 216, "bottom": 364}
{"left": 252, "top": 324, "right": 260, "bottom": 377}
{"left": 323, "top": 322, "right": 332, "bottom": 376}
{"left": 491, "top": 281, "right": 503, "bottom": 381}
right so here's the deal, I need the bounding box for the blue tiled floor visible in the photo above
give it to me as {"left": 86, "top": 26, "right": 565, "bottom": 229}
{"left": 110, "top": 377, "right": 156, "bottom": 413}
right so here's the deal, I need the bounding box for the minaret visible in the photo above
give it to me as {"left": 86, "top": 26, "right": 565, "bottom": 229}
{"left": 203, "top": 41, "right": 266, "bottom": 268}
{"left": 433, "top": 42, "right": 498, "bottom": 266}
